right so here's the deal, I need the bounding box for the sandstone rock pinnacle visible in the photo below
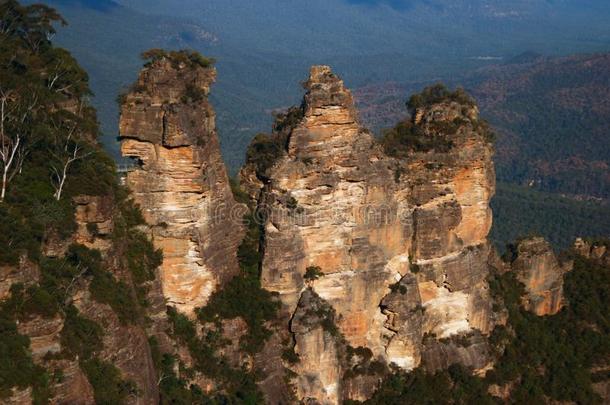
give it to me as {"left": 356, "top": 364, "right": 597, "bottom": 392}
{"left": 119, "top": 55, "right": 244, "bottom": 316}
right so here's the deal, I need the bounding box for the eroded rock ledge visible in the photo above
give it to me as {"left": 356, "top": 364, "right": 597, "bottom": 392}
{"left": 119, "top": 56, "right": 244, "bottom": 315}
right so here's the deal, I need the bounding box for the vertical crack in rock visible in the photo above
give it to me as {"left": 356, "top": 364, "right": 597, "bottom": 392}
{"left": 119, "top": 57, "right": 244, "bottom": 316}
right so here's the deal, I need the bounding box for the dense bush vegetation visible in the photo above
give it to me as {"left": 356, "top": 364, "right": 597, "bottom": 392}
{"left": 380, "top": 120, "right": 454, "bottom": 156}
{"left": 407, "top": 83, "right": 476, "bottom": 112}
{"left": 141, "top": 48, "right": 215, "bottom": 69}
{"left": 0, "top": 3, "right": 159, "bottom": 402}
{"left": 245, "top": 105, "right": 303, "bottom": 178}
{"left": 0, "top": 302, "right": 49, "bottom": 402}
{"left": 166, "top": 307, "right": 264, "bottom": 403}
{"left": 358, "top": 365, "right": 495, "bottom": 405}
{"left": 380, "top": 84, "right": 494, "bottom": 157}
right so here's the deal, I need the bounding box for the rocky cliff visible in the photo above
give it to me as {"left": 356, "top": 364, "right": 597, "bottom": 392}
{"left": 240, "top": 66, "right": 498, "bottom": 403}
{"left": 119, "top": 53, "right": 244, "bottom": 316}
{"left": 508, "top": 237, "right": 571, "bottom": 316}
{"left": 2, "top": 33, "right": 603, "bottom": 402}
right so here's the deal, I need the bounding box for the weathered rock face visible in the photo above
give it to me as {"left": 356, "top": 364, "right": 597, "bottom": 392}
{"left": 509, "top": 237, "right": 571, "bottom": 316}
{"left": 243, "top": 66, "right": 497, "bottom": 403}
{"left": 119, "top": 58, "right": 244, "bottom": 315}
{"left": 291, "top": 289, "right": 344, "bottom": 405}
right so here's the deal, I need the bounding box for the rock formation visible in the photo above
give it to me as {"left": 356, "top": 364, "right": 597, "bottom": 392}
{"left": 509, "top": 237, "right": 571, "bottom": 316}
{"left": 241, "top": 66, "right": 498, "bottom": 403}
{"left": 574, "top": 237, "right": 610, "bottom": 266}
{"left": 119, "top": 56, "right": 244, "bottom": 315}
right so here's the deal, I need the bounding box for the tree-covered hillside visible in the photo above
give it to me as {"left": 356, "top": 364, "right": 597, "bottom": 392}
{"left": 0, "top": 2, "right": 162, "bottom": 402}
{"left": 469, "top": 53, "right": 610, "bottom": 199}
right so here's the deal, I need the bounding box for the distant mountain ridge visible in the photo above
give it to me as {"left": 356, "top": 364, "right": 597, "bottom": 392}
{"left": 31, "top": 0, "right": 610, "bottom": 170}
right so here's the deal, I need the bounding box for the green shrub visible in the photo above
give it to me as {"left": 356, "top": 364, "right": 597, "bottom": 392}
{"left": 0, "top": 314, "right": 50, "bottom": 402}
{"left": 60, "top": 305, "right": 103, "bottom": 360}
{"left": 304, "top": 266, "right": 323, "bottom": 281}
{"left": 81, "top": 358, "right": 138, "bottom": 405}
{"left": 245, "top": 132, "right": 287, "bottom": 178}
{"left": 282, "top": 347, "right": 300, "bottom": 365}
{"left": 380, "top": 120, "right": 454, "bottom": 157}
{"left": 407, "top": 83, "right": 475, "bottom": 113}
{"left": 66, "top": 244, "right": 141, "bottom": 325}
{"left": 141, "top": 49, "right": 215, "bottom": 69}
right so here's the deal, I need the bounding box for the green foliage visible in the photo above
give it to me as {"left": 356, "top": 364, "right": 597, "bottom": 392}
{"left": 197, "top": 270, "right": 279, "bottom": 354}
{"left": 163, "top": 182, "right": 278, "bottom": 402}
{"left": 157, "top": 353, "right": 207, "bottom": 405}
{"left": 380, "top": 120, "right": 454, "bottom": 157}
{"left": 81, "top": 358, "right": 138, "bottom": 405}
{"left": 380, "top": 84, "right": 493, "bottom": 158}
{"left": 4, "top": 283, "right": 59, "bottom": 319}
{"left": 166, "top": 307, "right": 265, "bottom": 403}
{"left": 479, "top": 55, "right": 610, "bottom": 198}
{"left": 272, "top": 105, "right": 304, "bottom": 135}
{"left": 66, "top": 244, "right": 141, "bottom": 325}
{"left": 0, "top": 0, "right": 116, "bottom": 265}
{"left": 362, "top": 365, "right": 494, "bottom": 405}
{"left": 244, "top": 106, "right": 302, "bottom": 179}
{"left": 363, "top": 249, "right": 609, "bottom": 403}
{"left": 124, "top": 231, "right": 163, "bottom": 285}
{"left": 0, "top": 4, "right": 157, "bottom": 402}
{"left": 60, "top": 305, "right": 103, "bottom": 361}
{"left": 181, "top": 83, "right": 207, "bottom": 103}
{"left": 282, "top": 346, "right": 300, "bottom": 365}
{"left": 245, "top": 132, "right": 287, "bottom": 178}
{"left": 0, "top": 310, "right": 49, "bottom": 402}
{"left": 141, "top": 49, "right": 215, "bottom": 69}
{"left": 229, "top": 177, "right": 251, "bottom": 206}
{"left": 304, "top": 266, "right": 323, "bottom": 281}
{"left": 407, "top": 83, "right": 475, "bottom": 113}
{"left": 344, "top": 346, "right": 388, "bottom": 380}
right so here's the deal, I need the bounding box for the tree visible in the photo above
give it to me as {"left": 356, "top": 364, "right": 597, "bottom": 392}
{"left": 0, "top": 1, "right": 91, "bottom": 202}
{"left": 48, "top": 108, "right": 92, "bottom": 201}
{"left": 0, "top": 87, "right": 32, "bottom": 201}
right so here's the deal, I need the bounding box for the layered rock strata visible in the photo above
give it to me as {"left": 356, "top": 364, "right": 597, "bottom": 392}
{"left": 119, "top": 57, "right": 244, "bottom": 315}
{"left": 242, "top": 66, "right": 497, "bottom": 403}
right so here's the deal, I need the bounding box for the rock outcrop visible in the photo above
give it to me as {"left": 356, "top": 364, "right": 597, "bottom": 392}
{"left": 119, "top": 56, "right": 244, "bottom": 316}
{"left": 242, "top": 66, "right": 498, "bottom": 403}
{"left": 509, "top": 237, "right": 571, "bottom": 316}
{"left": 574, "top": 237, "right": 610, "bottom": 266}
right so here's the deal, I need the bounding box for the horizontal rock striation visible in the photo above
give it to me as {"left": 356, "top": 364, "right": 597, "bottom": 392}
{"left": 119, "top": 57, "right": 244, "bottom": 315}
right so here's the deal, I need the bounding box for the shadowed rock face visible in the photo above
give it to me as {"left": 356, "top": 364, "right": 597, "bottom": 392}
{"left": 242, "top": 65, "right": 498, "bottom": 403}
{"left": 510, "top": 237, "right": 571, "bottom": 315}
{"left": 119, "top": 58, "right": 244, "bottom": 316}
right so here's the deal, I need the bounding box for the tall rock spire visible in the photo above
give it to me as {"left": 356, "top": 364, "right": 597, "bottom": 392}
{"left": 119, "top": 53, "right": 244, "bottom": 315}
